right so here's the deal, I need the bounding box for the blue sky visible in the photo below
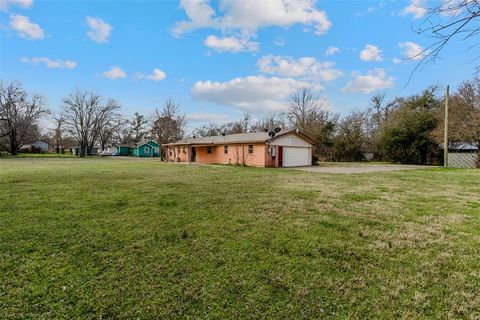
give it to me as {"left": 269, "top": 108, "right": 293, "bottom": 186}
{"left": 0, "top": 0, "right": 475, "bottom": 131}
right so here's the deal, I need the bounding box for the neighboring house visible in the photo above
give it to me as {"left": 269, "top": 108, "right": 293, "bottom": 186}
{"left": 71, "top": 145, "right": 100, "bottom": 156}
{"left": 441, "top": 143, "right": 479, "bottom": 168}
{"left": 116, "top": 144, "right": 131, "bottom": 156}
{"left": 101, "top": 145, "right": 116, "bottom": 153}
{"left": 130, "top": 140, "right": 160, "bottom": 157}
{"left": 164, "top": 129, "right": 315, "bottom": 167}
{"left": 19, "top": 141, "right": 49, "bottom": 153}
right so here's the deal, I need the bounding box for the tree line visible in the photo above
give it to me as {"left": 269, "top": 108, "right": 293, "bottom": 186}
{"left": 0, "top": 82, "right": 185, "bottom": 158}
{"left": 1, "top": 79, "right": 479, "bottom": 165}
{"left": 188, "top": 83, "right": 479, "bottom": 165}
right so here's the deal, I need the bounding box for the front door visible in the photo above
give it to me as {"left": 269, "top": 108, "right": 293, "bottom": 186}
{"left": 191, "top": 147, "right": 196, "bottom": 162}
{"left": 277, "top": 146, "right": 283, "bottom": 167}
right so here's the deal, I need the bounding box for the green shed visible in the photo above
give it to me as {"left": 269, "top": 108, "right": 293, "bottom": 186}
{"left": 130, "top": 140, "right": 160, "bottom": 157}
{"left": 116, "top": 144, "right": 131, "bottom": 156}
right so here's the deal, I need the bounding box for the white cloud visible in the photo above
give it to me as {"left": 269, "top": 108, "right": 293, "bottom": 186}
{"left": 324, "top": 46, "right": 340, "bottom": 56}
{"left": 172, "top": 0, "right": 331, "bottom": 36}
{"left": 402, "top": 0, "right": 427, "bottom": 19}
{"left": 0, "top": 0, "right": 33, "bottom": 11}
{"left": 359, "top": 44, "right": 383, "bottom": 61}
{"left": 136, "top": 68, "right": 167, "bottom": 81}
{"left": 9, "top": 14, "right": 44, "bottom": 40}
{"left": 86, "top": 16, "right": 112, "bottom": 43}
{"left": 147, "top": 68, "right": 167, "bottom": 81}
{"left": 102, "top": 66, "right": 126, "bottom": 80}
{"left": 204, "top": 34, "right": 259, "bottom": 52}
{"left": 343, "top": 68, "right": 394, "bottom": 94}
{"left": 399, "top": 41, "right": 426, "bottom": 61}
{"left": 392, "top": 57, "right": 402, "bottom": 64}
{"left": 258, "top": 55, "right": 342, "bottom": 82}
{"left": 258, "top": 55, "right": 306, "bottom": 77}
{"left": 172, "top": 0, "right": 217, "bottom": 35}
{"left": 186, "top": 112, "right": 230, "bottom": 123}
{"left": 21, "top": 57, "right": 76, "bottom": 69}
{"left": 355, "top": 2, "right": 385, "bottom": 16}
{"left": 191, "top": 75, "right": 321, "bottom": 112}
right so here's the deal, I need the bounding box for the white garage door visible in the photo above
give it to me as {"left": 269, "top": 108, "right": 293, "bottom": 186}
{"left": 283, "top": 147, "right": 310, "bottom": 167}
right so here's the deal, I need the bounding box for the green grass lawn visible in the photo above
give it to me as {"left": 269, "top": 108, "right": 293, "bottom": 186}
{"left": 1, "top": 158, "right": 479, "bottom": 319}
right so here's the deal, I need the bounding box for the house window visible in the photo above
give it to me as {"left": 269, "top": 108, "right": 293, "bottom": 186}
{"left": 248, "top": 144, "right": 254, "bottom": 154}
{"left": 183, "top": 147, "right": 186, "bottom": 154}
{"left": 224, "top": 145, "right": 228, "bottom": 154}
{"left": 145, "top": 146, "right": 150, "bottom": 154}
{"left": 169, "top": 150, "right": 172, "bottom": 156}
{"left": 207, "top": 146, "right": 212, "bottom": 154}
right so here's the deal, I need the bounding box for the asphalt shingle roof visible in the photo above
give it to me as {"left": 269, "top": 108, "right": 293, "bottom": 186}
{"left": 163, "top": 129, "right": 314, "bottom": 146}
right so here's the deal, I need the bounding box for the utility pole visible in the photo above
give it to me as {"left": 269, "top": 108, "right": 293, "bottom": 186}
{"left": 444, "top": 85, "right": 449, "bottom": 168}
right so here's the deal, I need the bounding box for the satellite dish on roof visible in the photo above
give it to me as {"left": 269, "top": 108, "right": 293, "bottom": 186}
{"left": 268, "top": 131, "right": 276, "bottom": 138}
{"left": 274, "top": 127, "right": 281, "bottom": 133}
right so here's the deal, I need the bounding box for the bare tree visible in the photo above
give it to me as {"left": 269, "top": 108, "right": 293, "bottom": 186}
{"left": 62, "top": 90, "right": 120, "bottom": 157}
{"left": 89, "top": 100, "right": 120, "bottom": 154}
{"left": 287, "top": 87, "right": 338, "bottom": 159}
{"left": 151, "top": 99, "right": 186, "bottom": 159}
{"left": 287, "top": 87, "right": 322, "bottom": 131}
{"left": 51, "top": 112, "right": 65, "bottom": 153}
{"left": 250, "top": 112, "right": 287, "bottom": 132}
{"left": 62, "top": 91, "right": 95, "bottom": 157}
{"left": 111, "top": 117, "right": 132, "bottom": 144}
{"left": 415, "top": 1, "right": 480, "bottom": 71}
{"left": 191, "top": 122, "right": 224, "bottom": 137}
{"left": 0, "top": 81, "right": 46, "bottom": 155}
{"left": 91, "top": 101, "right": 120, "bottom": 152}
{"left": 98, "top": 126, "right": 114, "bottom": 151}
{"left": 434, "top": 78, "right": 480, "bottom": 161}
{"left": 239, "top": 113, "right": 252, "bottom": 133}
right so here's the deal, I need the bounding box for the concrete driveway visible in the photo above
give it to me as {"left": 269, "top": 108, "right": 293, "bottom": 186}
{"left": 290, "top": 163, "right": 435, "bottom": 174}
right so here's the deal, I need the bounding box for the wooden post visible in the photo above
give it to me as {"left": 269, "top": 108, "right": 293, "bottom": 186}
{"left": 444, "top": 85, "right": 449, "bottom": 168}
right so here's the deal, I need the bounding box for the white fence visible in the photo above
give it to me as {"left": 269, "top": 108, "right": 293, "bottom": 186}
{"left": 448, "top": 152, "right": 479, "bottom": 168}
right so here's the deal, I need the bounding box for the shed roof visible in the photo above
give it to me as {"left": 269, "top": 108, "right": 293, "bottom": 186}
{"left": 132, "top": 140, "right": 159, "bottom": 148}
{"left": 440, "top": 142, "right": 478, "bottom": 151}
{"left": 32, "top": 141, "right": 48, "bottom": 147}
{"left": 163, "top": 129, "right": 315, "bottom": 146}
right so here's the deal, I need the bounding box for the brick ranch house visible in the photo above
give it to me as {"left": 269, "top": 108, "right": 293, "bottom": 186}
{"left": 163, "top": 129, "right": 315, "bottom": 167}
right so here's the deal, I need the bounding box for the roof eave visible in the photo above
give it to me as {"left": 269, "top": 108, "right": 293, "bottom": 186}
{"left": 163, "top": 140, "right": 267, "bottom": 147}
{"left": 270, "top": 129, "right": 316, "bottom": 145}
